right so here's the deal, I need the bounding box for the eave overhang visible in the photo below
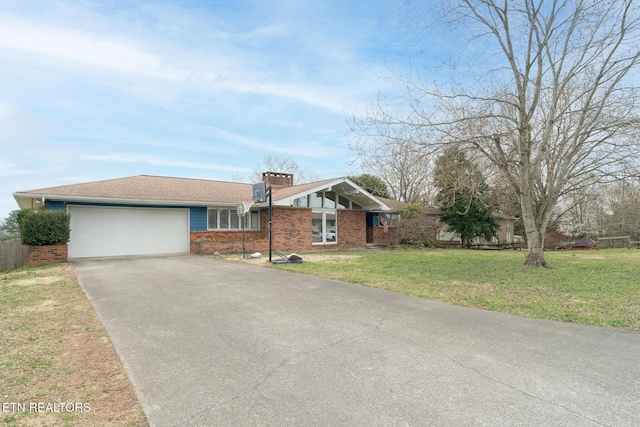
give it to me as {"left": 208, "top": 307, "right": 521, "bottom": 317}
{"left": 13, "top": 193, "right": 241, "bottom": 209}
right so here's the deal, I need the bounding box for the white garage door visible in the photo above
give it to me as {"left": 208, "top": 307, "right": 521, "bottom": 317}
{"left": 68, "top": 206, "right": 189, "bottom": 258}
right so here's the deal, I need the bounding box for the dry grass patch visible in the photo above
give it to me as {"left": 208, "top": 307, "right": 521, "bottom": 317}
{"left": 223, "top": 252, "right": 362, "bottom": 265}
{"left": 1, "top": 264, "right": 148, "bottom": 426}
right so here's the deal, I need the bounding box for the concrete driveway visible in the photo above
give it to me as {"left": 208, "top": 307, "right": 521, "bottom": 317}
{"left": 72, "top": 254, "right": 640, "bottom": 427}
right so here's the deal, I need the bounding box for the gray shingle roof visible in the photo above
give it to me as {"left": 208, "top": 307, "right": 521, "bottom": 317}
{"left": 15, "top": 175, "right": 398, "bottom": 211}
{"left": 16, "top": 175, "right": 253, "bottom": 204}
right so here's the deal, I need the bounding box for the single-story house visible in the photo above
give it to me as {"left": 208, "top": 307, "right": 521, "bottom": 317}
{"left": 434, "top": 208, "right": 517, "bottom": 246}
{"left": 13, "top": 172, "right": 401, "bottom": 259}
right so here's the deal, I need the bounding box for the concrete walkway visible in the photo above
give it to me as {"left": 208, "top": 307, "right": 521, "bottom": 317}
{"left": 72, "top": 254, "right": 640, "bottom": 426}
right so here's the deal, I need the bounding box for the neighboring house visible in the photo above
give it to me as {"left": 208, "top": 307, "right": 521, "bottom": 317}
{"left": 13, "top": 172, "right": 394, "bottom": 259}
{"left": 367, "top": 203, "right": 517, "bottom": 247}
{"left": 430, "top": 207, "right": 517, "bottom": 246}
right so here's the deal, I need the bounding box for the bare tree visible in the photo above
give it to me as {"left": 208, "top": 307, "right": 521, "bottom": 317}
{"left": 351, "top": 138, "right": 436, "bottom": 204}
{"left": 352, "top": 0, "right": 640, "bottom": 266}
{"left": 555, "top": 180, "right": 605, "bottom": 238}
{"left": 232, "top": 154, "right": 320, "bottom": 184}
{"left": 601, "top": 177, "right": 640, "bottom": 239}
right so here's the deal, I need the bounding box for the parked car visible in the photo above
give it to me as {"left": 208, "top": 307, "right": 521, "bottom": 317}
{"left": 556, "top": 239, "right": 598, "bottom": 250}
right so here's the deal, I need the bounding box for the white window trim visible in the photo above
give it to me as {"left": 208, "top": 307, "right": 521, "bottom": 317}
{"left": 207, "top": 207, "right": 259, "bottom": 231}
{"left": 294, "top": 193, "right": 362, "bottom": 210}
{"left": 312, "top": 208, "right": 338, "bottom": 245}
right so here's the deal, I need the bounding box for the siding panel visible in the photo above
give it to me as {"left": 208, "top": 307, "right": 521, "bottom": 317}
{"left": 190, "top": 207, "right": 207, "bottom": 231}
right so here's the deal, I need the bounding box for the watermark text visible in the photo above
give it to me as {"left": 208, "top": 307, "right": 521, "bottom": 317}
{"left": 2, "top": 402, "right": 91, "bottom": 413}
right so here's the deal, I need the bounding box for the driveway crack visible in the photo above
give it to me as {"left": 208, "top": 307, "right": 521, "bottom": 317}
{"left": 444, "top": 355, "right": 610, "bottom": 427}
{"left": 177, "top": 322, "right": 383, "bottom": 425}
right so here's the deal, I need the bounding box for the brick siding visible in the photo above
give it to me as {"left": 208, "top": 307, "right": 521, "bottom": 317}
{"left": 190, "top": 229, "right": 268, "bottom": 254}
{"left": 28, "top": 243, "right": 68, "bottom": 267}
{"left": 367, "top": 227, "right": 392, "bottom": 245}
{"left": 190, "top": 207, "right": 367, "bottom": 255}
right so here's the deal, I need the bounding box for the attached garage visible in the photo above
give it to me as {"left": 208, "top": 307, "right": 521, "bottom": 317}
{"left": 68, "top": 206, "right": 189, "bottom": 258}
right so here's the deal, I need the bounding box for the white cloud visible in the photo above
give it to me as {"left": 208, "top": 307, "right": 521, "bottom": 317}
{"left": 0, "top": 15, "right": 183, "bottom": 81}
{"left": 80, "top": 153, "right": 250, "bottom": 173}
{"left": 196, "top": 125, "right": 332, "bottom": 158}
{"left": 0, "top": 12, "right": 370, "bottom": 114}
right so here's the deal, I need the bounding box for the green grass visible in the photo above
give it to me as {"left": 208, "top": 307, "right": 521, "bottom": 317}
{"left": 271, "top": 248, "right": 640, "bottom": 330}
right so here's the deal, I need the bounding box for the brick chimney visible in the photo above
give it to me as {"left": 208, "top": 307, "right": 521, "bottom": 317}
{"left": 262, "top": 172, "right": 294, "bottom": 189}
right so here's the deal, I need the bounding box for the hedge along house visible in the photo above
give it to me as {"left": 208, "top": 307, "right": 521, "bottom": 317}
{"left": 13, "top": 172, "right": 393, "bottom": 259}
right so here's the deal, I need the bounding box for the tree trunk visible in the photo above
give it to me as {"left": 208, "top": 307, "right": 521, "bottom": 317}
{"left": 524, "top": 229, "right": 550, "bottom": 267}
{"left": 520, "top": 179, "right": 553, "bottom": 268}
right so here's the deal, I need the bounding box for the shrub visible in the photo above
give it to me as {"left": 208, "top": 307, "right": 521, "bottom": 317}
{"left": 402, "top": 204, "right": 423, "bottom": 218}
{"left": 392, "top": 215, "right": 439, "bottom": 246}
{"left": 19, "top": 209, "right": 71, "bottom": 245}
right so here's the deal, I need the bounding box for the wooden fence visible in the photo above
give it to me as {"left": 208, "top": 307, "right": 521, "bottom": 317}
{"left": 438, "top": 241, "right": 525, "bottom": 250}
{"left": 598, "top": 236, "right": 631, "bottom": 249}
{"left": 0, "top": 240, "right": 29, "bottom": 271}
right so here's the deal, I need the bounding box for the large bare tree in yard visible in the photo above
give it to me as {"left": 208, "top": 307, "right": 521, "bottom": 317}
{"left": 352, "top": 0, "right": 640, "bottom": 266}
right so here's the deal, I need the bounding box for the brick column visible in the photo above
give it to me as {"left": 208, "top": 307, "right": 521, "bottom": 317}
{"left": 28, "top": 243, "right": 68, "bottom": 267}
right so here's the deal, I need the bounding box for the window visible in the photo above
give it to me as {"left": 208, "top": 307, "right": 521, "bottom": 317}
{"left": 208, "top": 209, "right": 218, "bottom": 229}
{"left": 208, "top": 208, "right": 259, "bottom": 230}
{"left": 325, "top": 192, "right": 336, "bottom": 208}
{"left": 312, "top": 211, "right": 323, "bottom": 243}
{"left": 293, "top": 196, "right": 309, "bottom": 207}
{"left": 250, "top": 210, "right": 260, "bottom": 230}
{"left": 220, "top": 209, "right": 230, "bottom": 229}
{"left": 308, "top": 191, "right": 338, "bottom": 244}
{"left": 310, "top": 192, "right": 323, "bottom": 208}
{"left": 338, "top": 196, "right": 349, "bottom": 209}
{"left": 312, "top": 210, "right": 337, "bottom": 244}
{"left": 506, "top": 221, "right": 512, "bottom": 242}
{"left": 326, "top": 211, "right": 336, "bottom": 241}
{"left": 230, "top": 210, "right": 239, "bottom": 229}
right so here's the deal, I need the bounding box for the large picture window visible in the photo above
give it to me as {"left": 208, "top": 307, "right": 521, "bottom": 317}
{"left": 307, "top": 191, "right": 340, "bottom": 244}
{"left": 208, "top": 208, "right": 259, "bottom": 230}
{"left": 312, "top": 210, "right": 337, "bottom": 244}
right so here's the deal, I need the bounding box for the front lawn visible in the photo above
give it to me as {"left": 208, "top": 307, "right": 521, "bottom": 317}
{"left": 0, "top": 264, "right": 148, "bottom": 426}
{"left": 271, "top": 248, "right": 640, "bottom": 331}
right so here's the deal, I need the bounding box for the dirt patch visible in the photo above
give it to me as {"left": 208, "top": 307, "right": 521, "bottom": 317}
{"left": 18, "top": 299, "right": 58, "bottom": 313}
{"left": 11, "top": 276, "right": 63, "bottom": 286}
{"left": 581, "top": 255, "right": 606, "bottom": 260}
{"left": 1, "top": 264, "right": 148, "bottom": 426}
{"left": 225, "top": 252, "right": 362, "bottom": 265}
{"left": 292, "top": 253, "right": 361, "bottom": 262}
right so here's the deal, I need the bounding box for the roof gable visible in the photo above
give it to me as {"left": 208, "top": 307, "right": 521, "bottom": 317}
{"left": 272, "top": 177, "right": 390, "bottom": 211}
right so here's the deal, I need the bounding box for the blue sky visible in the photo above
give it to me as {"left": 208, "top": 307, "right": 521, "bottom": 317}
{"left": 0, "top": 0, "right": 437, "bottom": 220}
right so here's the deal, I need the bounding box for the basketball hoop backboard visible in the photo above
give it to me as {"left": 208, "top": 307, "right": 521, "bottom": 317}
{"left": 252, "top": 182, "right": 267, "bottom": 203}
